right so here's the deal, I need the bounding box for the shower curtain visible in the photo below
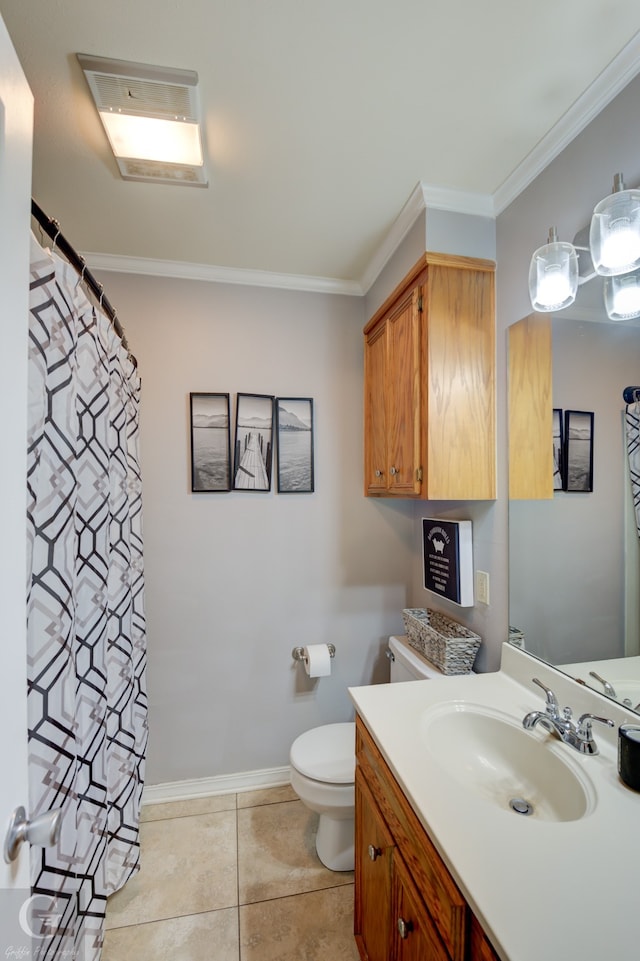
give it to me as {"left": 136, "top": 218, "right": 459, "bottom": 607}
{"left": 26, "top": 234, "right": 147, "bottom": 960}
{"left": 625, "top": 400, "right": 640, "bottom": 537}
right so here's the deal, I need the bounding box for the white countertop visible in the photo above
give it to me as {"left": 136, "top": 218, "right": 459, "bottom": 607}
{"left": 349, "top": 643, "right": 640, "bottom": 961}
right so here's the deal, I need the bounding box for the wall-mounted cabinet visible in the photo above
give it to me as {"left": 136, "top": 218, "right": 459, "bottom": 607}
{"left": 354, "top": 715, "right": 500, "bottom": 961}
{"left": 364, "top": 253, "right": 496, "bottom": 500}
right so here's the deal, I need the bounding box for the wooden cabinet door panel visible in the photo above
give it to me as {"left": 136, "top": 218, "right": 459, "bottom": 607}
{"left": 364, "top": 322, "right": 388, "bottom": 494}
{"left": 354, "top": 770, "right": 394, "bottom": 961}
{"left": 393, "top": 853, "right": 449, "bottom": 961}
{"left": 387, "top": 288, "right": 421, "bottom": 494}
{"left": 425, "top": 262, "right": 496, "bottom": 500}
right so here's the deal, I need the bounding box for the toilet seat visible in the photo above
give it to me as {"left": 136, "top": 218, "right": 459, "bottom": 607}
{"left": 290, "top": 722, "right": 355, "bottom": 784}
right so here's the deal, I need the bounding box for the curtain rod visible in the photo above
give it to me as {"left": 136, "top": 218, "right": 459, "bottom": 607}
{"left": 31, "top": 199, "right": 136, "bottom": 367}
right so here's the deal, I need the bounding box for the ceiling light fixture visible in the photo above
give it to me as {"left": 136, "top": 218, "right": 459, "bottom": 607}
{"left": 529, "top": 173, "right": 640, "bottom": 321}
{"left": 77, "top": 54, "right": 207, "bottom": 187}
{"left": 528, "top": 227, "right": 579, "bottom": 312}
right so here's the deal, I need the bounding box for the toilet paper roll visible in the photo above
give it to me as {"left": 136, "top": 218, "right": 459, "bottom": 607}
{"left": 303, "top": 644, "right": 332, "bottom": 678}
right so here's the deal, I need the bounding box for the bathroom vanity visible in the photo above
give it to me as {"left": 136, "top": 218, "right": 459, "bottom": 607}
{"left": 350, "top": 644, "right": 639, "bottom": 961}
{"left": 355, "top": 715, "right": 498, "bottom": 961}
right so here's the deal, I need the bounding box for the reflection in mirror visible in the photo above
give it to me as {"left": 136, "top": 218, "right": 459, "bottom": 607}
{"left": 509, "top": 304, "right": 640, "bottom": 713}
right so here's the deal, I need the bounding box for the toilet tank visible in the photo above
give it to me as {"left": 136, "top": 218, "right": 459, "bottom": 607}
{"left": 388, "top": 635, "right": 443, "bottom": 682}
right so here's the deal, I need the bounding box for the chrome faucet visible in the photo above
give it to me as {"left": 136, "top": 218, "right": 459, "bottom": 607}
{"left": 589, "top": 670, "right": 617, "bottom": 699}
{"left": 523, "top": 677, "right": 615, "bottom": 755}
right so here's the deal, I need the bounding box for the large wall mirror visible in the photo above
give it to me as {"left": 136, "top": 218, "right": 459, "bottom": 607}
{"left": 508, "top": 280, "right": 640, "bottom": 713}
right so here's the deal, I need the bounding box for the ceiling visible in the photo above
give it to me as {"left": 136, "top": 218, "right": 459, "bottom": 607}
{"left": 2, "top": 0, "right": 640, "bottom": 291}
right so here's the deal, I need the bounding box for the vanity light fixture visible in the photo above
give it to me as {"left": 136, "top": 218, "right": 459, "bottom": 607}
{"left": 590, "top": 173, "right": 640, "bottom": 276}
{"left": 528, "top": 227, "right": 579, "bottom": 312}
{"left": 77, "top": 54, "right": 208, "bottom": 187}
{"left": 604, "top": 269, "right": 640, "bottom": 321}
{"left": 528, "top": 173, "right": 640, "bottom": 321}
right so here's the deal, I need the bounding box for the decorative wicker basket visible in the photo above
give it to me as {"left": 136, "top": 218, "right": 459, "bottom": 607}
{"left": 401, "top": 608, "right": 481, "bottom": 675}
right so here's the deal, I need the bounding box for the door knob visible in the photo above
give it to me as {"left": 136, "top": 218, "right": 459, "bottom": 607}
{"left": 368, "top": 843, "right": 382, "bottom": 861}
{"left": 397, "top": 916, "right": 413, "bottom": 939}
{"left": 4, "top": 806, "right": 62, "bottom": 864}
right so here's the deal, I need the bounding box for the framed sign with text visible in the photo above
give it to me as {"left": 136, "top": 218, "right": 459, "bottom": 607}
{"left": 422, "top": 518, "right": 474, "bottom": 607}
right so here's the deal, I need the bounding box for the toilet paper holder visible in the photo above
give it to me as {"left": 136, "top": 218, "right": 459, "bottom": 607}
{"left": 292, "top": 643, "right": 336, "bottom": 664}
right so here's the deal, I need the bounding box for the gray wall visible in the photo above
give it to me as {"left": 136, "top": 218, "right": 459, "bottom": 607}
{"left": 100, "top": 273, "right": 415, "bottom": 785}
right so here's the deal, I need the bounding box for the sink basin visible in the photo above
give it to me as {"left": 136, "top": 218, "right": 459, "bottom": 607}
{"left": 421, "top": 703, "right": 595, "bottom": 822}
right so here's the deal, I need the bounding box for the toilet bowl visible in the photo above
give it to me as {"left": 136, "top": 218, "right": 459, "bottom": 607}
{"left": 289, "top": 635, "right": 443, "bottom": 871}
{"left": 289, "top": 722, "right": 355, "bottom": 872}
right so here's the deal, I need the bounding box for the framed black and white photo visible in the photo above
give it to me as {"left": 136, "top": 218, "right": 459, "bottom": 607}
{"left": 563, "top": 409, "right": 594, "bottom": 492}
{"left": 189, "top": 392, "right": 231, "bottom": 492}
{"left": 233, "top": 393, "right": 274, "bottom": 491}
{"left": 552, "top": 408, "right": 563, "bottom": 491}
{"left": 276, "top": 397, "right": 314, "bottom": 493}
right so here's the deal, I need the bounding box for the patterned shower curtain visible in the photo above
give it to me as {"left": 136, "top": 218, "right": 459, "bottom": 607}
{"left": 625, "top": 400, "right": 640, "bottom": 537}
{"left": 26, "top": 234, "right": 147, "bottom": 960}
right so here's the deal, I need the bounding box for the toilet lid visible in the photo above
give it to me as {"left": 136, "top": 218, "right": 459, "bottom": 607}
{"left": 290, "top": 722, "right": 355, "bottom": 784}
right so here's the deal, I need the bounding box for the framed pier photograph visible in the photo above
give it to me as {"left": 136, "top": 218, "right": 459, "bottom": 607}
{"left": 233, "top": 393, "right": 274, "bottom": 491}
{"left": 563, "top": 409, "right": 594, "bottom": 492}
{"left": 552, "top": 408, "right": 563, "bottom": 491}
{"left": 276, "top": 397, "right": 314, "bottom": 493}
{"left": 189, "top": 392, "right": 231, "bottom": 493}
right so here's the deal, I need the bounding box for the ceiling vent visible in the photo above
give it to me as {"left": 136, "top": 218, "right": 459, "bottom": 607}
{"left": 77, "top": 54, "right": 208, "bottom": 187}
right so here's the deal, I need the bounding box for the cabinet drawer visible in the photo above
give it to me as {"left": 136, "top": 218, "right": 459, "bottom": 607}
{"left": 356, "top": 717, "right": 467, "bottom": 961}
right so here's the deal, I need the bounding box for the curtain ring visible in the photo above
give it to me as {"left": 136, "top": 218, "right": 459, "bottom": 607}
{"left": 76, "top": 256, "right": 87, "bottom": 288}
{"left": 97, "top": 282, "right": 105, "bottom": 308}
{"left": 51, "top": 220, "right": 61, "bottom": 254}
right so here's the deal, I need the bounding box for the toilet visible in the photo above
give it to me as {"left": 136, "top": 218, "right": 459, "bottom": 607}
{"left": 289, "top": 634, "right": 443, "bottom": 871}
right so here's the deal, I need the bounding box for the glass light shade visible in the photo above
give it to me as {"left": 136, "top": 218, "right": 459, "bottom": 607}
{"left": 604, "top": 270, "right": 640, "bottom": 320}
{"left": 590, "top": 187, "right": 640, "bottom": 276}
{"left": 100, "top": 111, "right": 203, "bottom": 166}
{"left": 528, "top": 239, "right": 579, "bottom": 312}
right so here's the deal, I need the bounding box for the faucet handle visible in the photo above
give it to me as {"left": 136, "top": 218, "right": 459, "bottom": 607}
{"left": 577, "top": 713, "right": 615, "bottom": 739}
{"left": 532, "top": 677, "right": 560, "bottom": 717}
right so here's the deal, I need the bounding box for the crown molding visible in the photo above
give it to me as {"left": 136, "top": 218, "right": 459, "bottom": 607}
{"left": 85, "top": 251, "right": 363, "bottom": 296}
{"left": 493, "top": 30, "right": 640, "bottom": 215}
{"left": 357, "top": 183, "right": 427, "bottom": 294}
{"left": 359, "top": 182, "right": 494, "bottom": 294}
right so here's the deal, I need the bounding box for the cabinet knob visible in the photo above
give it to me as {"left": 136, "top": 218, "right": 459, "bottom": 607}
{"left": 397, "top": 917, "right": 414, "bottom": 939}
{"left": 375, "top": 469, "right": 384, "bottom": 478}
{"left": 368, "top": 844, "right": 382, "bottom": 861}
{"left": 389, "top": 466, "right": 398, "bottom": 475}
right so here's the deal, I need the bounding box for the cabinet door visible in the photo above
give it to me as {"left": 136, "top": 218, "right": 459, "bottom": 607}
{"left": 364, "top": 322, "right": 388, "bottom": 494}
{"left": 469, "top": 914, "right": 501, "bottom": 961}
{"left": 354, "top": 770, "right": 394, "bottom": 961}
{"left": 393, "top": 853, "right": 449, "bottom": 961}
{"left": 386, "top": 287, "right": 421, "bottom": 495}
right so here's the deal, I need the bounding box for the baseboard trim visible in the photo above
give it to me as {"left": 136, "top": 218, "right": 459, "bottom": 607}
{"left": 142, "top": 765, "right": 291, "bottom": 806}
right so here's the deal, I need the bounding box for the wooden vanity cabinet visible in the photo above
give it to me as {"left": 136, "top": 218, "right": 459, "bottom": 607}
{"left": 363, "top": 253, "right": 496, "bottom": 500}
{"left": 354, "top": 715, "right": 500, "bottom": 961}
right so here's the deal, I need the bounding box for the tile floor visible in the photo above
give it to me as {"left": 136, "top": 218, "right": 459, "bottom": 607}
{"left": 103, "top": 785, "right": 360, "bottom": 961}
